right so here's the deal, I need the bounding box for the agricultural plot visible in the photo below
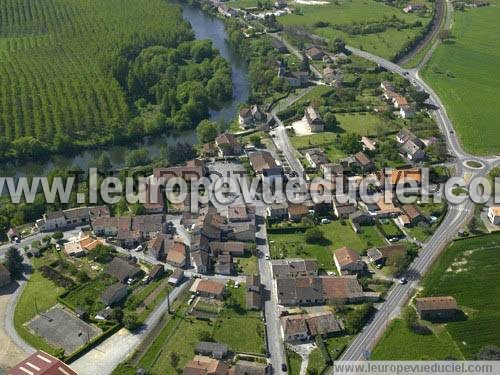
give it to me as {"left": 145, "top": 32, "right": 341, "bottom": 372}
{"left": 279, "top": 0, "right": 433, "bottom": 60}
{"left": 0, "top": 0, "right": 191, "bottom": 158}
{"left": 373, "top": 233, "right": 500, "bottom": 359}
{"left": 422, "top": 7, "right": 500, "bottom": 155}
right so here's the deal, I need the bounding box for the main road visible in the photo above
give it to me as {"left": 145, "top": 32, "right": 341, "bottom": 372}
{"left": 337, "top": 45, "right": 500, "bottom": 362}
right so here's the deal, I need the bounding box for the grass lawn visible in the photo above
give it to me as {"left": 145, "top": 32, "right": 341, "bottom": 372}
{"left": 287, "top": 349, "right": 302, "bottom": 375}
{"left": 373, "top": 232, "right": 500, "bottom": 359}
{"left": 236, "top": 254, "right": 259, "bottom": 275}
{"left": 269, "top": 221, "right": 385, "bottom": 270}
{"left": 371, "top": 319, "right": 464, "bottom": 360}
{"left": 14, "top": 256, "right": 65, "bottom": 355}
{"left": 292, "top": 132, "right": 345, "bottom": 161}
{"left": 142, "top": 286, "right": 265, "bottom": 374}
{"left": 212, "top": 286, "right": 266, "bottom": 354}
{"left": 358, "top": 225, "right": 387, "bottom": 248}
{"left": 421, "top": 7, "right": 500, "bottom": 155}
{"left": 307, "top": 348, "right": 326, "bottom": 374}
{"left": 377, "top": 219, "right": 404, "bottom": 239}
{"left": 280, "top": 0, "right": 432, "bottom": 60}
{"left": 335, "top": 112, "right": 397, "bottom": 136}
{"left": 62, "top": 277, "right": 114, "bottom": 315}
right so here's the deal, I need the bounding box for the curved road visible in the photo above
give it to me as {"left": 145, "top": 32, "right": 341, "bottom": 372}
{"left": 338, "top": 45, "right": 500, "bottom": 363}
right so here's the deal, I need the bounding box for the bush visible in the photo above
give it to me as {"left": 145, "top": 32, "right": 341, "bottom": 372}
{"left": 305, "top": 227, "right": 325, "bottom": 244}
{"left": 40, "top": 265, "right": 75, "bottom": 289}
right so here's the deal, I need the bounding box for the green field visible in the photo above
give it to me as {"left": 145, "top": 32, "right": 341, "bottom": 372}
{"left": 14, "top": 256, "right": 65, "bottom": 355}
{"left": 142, "top": 286, "right": 265, "bottom": 374}
{"left": 422, "top": 6, "right": 500, "bottom": 155}
{"left": 280, "top": 0, "right": 433, "bottom": 60}
{"left": 373, "top": 233, "right": 500, "bottom": 359}
{"left": 269, "top": 221, "right": 385, "bottom": 270}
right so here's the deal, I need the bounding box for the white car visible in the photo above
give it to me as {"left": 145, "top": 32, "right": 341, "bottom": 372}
{"left": 321, "top": 218, "right": 330, "bottom": 224}
{"left": 135, "top": 245, "right": 143, "bottom": 252}
{"left": 127, "top": 278, "right": 135, "bottom": 285}
{"left": 265, "top": 255, "right": 270, "bottom": 260}
{"left": 55, "top": 244, "right": 61, "bottom": 251}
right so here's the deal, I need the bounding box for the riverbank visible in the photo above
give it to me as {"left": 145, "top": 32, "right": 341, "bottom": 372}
{"left": 0, "top": 1, "right": 249, "bottom": 179}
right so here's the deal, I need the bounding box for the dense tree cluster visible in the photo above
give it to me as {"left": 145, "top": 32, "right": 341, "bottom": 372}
{"left": 0, "top": 0, "right": 232, "bottom": 161}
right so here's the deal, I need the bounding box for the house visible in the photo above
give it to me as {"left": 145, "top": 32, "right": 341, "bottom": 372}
{"left": 183, "top": 355, "right": 230, "bottom": 375}
{"left": 488, "top": 206, "right": 500, "bottom": 225}
{"left": 149, "top": 264, "right": 164, "bottom": 281}
{"left": 6, "top": 227, "right": 19, "bottom": 242}
{"left": 246, "top": 275, "right": 262, "bottom": 310}
{"left": 9, "top": 351, "right": 78, "bottom": 375}
{"left": 209, "top": 241, "right": 246, "bottom": 257}
{"left": 191, "top": 250, "right": 211, "bottom": 274}
{"left": 280, "top": 315, "right": 308, "bottom": 342}
{"left": 191, "top": 279, "right": 226, "bottom": 299}
{"left": 306, "top": 312, "right": 342, "bottom": 336}
{"left": 391, "top": 95, "right": 407, "bottom": 109}
{"left": 321, "top": 163, "right": 344, "bottom": 177}
{"left": 270, "top": 259, "right": 318, "bottom": 278}
{"left": 332, "top": 52, "right": 348, "bottom": 64}
{"left": 288, "top": 204, "right": 309, "bottom": 222}
{"left": 227, "top": 204, "right": 249, "bottom": 222}
{"left": 361, "top": 136, "right": 377, "bottom": 151}
{"left": 166, "top": 242, "right": 187, "bottom": 268}
{"left": 415, "top": 296, "right": 458, "bottom": 321}
{"left": 282, "top": 71, "right": 310, "bottom": 87}
{"left": 148, "top": 234, "right": 168, "bottom": 261}
{"left": 396, "top": 129, "right": 425, "bottom": 148}
{"left": 101, "top": 283, "right": 128, "bottom": 306}
{"left": 333, "top": 195, "right": 357, "bottom": 219}
{"left": 248, "top": 151, "right": 283, "bottom": 183}
{"left": 305, "top": 106, "right": 324, "bottom": 132}
{"left": 215, "top": 133, "right": 242, "bottom": 157}
{"left": 37, "top": 205, "right": 110, "bottom": 232}
{"left": 153, "top": 159, "right": 207, "bottom": 186}
{"left": 281, "top": 312, "right": 342, "bottom": 342}
{"left": 195, "top": 342, "right": 229, "bottom": 360}
{"left": 104, "top": 257, "right": 142, "bottom": 283}
{"left": 390, "top": 168, "right": 422, "bottom": 186}
{"left": 400, "top": 105, "right": 416, "bottom": 119}
{"left": 323, "top": 67, "right": 342, "bottom": 86}
{"left": 92, "top": 214, "right": 165, "bottom": 248}
{"left": 399, "top": 204, "right": 425, "bottom": 226}
{"left": 202, "top": 142, "right": 218, "bottom": 157}
{"left": 304, "top": 148, "right": 329, "bottom": 169}
{"left": 266, "top": 202, "right": 289, "bottom": 220}
{"left": 228, "top": 222, "right": 256, "bottom": 242}
{"left": 401, "top": 139, "right": 426, "bottom": 161}
{"left": 380, "top": 81, "right": 395, "bottom": 92}
{"left": 168, "top": 268, "right": 184, "bottom": 286}
{"left": 403, "top": 3, "right": 425, "bottom": 13}
{"left": 306, "top": 46, "right": 325, "bottom": 60}
{"left": 333, "top": 247, "right": 365, "bottom": 275}
{"left": 367, "top": 244, "right": 407, "bottom": 266}
{"left": 276, "top": 275, "right": 372, "bottom": 306}
{"left": 214, "top": 253, "right": 233, "bottom": 275}
{"left": 0, "top": 263, "right": 11, "bottom": 287}
{"left": 238, "top": 105, "right": 264, "bottom": 129}
{"left": 354, "top": 152, "right": 375, "bottom": 172}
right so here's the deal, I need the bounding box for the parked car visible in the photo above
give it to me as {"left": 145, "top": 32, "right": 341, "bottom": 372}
{"left": 281, "top": 363, "right": 288, "bottom": 372}
{"left": 135, "top": 245, "right": 143, "bottom": 252}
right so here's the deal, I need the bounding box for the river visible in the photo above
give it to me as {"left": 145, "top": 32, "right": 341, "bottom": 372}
{"left": 0, "top": 2, "right": 248, "bottom": 178}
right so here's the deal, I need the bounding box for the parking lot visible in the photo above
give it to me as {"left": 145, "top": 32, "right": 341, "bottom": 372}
{"left": 27, "top": 305, "right": 102, "bottom": 355}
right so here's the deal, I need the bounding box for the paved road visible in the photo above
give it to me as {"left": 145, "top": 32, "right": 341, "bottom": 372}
{"left": 337, "top": 46, "right": 500, "bottom": 363}
{"left": 255, "top": 206, "right": 287, "bottom": 374}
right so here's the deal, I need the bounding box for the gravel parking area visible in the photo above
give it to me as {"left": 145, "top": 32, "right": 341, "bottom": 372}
{"left": 27, "top": 305, "right": 102, "bottom": 355}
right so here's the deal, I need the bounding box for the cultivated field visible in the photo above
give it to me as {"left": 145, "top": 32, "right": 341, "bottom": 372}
{"left": 279, "top": 0, "right": 433, "bottom": 60}
{"left": 422, "top": 6, "right": 500, "bottom": 155}
{"left": 0, "top": 0, "right": 188, "bottom": 157}
{"left": 372, "top": 233, "right": 500, "bottom": 359}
